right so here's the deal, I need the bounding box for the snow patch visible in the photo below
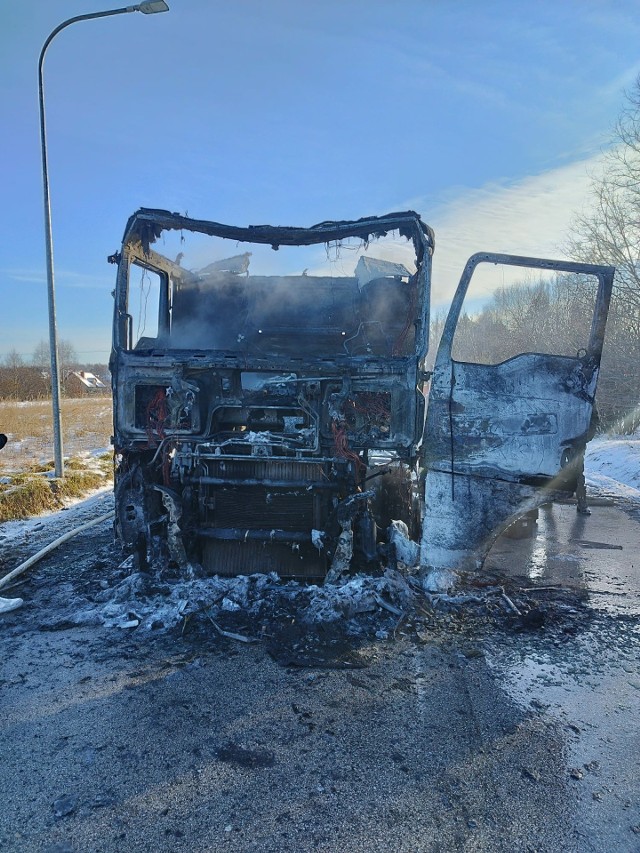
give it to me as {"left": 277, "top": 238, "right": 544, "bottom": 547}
{"left": 585, "top": 436, "right": 640, "bottom": 498}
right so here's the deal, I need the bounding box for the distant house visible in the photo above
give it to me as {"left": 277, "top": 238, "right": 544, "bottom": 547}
{"left": 66, "top": 371, "right": 109, "bottom": 396}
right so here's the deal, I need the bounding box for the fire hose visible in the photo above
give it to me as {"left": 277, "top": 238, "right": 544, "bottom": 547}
{"left": 0, "top": 509, "right": 115, "bottom": 594}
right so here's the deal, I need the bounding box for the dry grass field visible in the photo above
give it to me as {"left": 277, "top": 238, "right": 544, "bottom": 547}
{"left": 0, "top": 397, "right": 113, "bottom": 520}
{"left": 0, "top": 397, "right": 112, "bottom": 474}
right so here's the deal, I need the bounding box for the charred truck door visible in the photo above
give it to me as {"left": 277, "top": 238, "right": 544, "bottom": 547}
{"left": 421, "top": 253, "right": 614, "bottom": 580}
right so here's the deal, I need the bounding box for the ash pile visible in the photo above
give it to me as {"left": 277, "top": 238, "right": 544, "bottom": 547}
{"left": 82, "top": 566, "right": 417, "bottom": 668}
{"left": 71, "top": 552, "right": 592, "bottom": 668}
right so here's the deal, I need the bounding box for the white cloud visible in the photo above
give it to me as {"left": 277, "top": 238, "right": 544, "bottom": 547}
{"left": 289, "top": 154, "right": 608, "bottom": 314}
{"left": 596, "top": 60, "right": 640, "bottom": 98}
{"left": 420, "top": 152, "right": 607, "bottom": 306}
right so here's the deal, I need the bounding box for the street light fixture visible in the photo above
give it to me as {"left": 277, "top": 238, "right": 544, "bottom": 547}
{"left": 38, "top": 1, "right": 169, "bottom": 477}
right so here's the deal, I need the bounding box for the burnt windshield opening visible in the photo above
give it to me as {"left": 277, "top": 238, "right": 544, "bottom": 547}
{"left": 123, "top": 225, "right": 424, "bottom": 358}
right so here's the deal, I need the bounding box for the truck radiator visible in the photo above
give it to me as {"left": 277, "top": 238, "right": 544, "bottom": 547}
{"left": 202, "top": 539, "right": 325, "bottom": 578}
{"left": 206, "top": 487, "right": 314, "bottom": 531}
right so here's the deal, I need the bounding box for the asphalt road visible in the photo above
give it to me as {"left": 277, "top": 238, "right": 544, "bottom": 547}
{"left": 1, "top": 493, "right": 639, "bottom": 853}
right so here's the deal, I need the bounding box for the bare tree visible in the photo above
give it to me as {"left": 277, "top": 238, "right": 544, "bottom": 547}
{"left": 4, "top": 349, "right": 25, "bottom": 369}
{"left": 567, "top": 80, "right": 640, "bottom": 313}
{"left": 31, "top": 339, "right": 79, "bottom": 398}
{"left": 32, "top": 339, "right": 79, "bottom": 373}
{"left": 564, "top": 78, "right": 640, "bottom": 430}
{"left": 1, "top": 349, "right": 25, "bottom": 400}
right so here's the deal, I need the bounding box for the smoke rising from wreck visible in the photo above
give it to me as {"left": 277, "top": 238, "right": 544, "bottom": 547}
{"left": 160, "top": 250, "right": 415, "bottom": 356}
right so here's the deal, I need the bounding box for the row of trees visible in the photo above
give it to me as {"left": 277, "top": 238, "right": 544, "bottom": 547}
{"left": 449, "top": 273, "right": 597, "bottom": 364}
{"left": 4, "top": 339, "right": 79, "bottom": 373}
{"left": 0, "top": 340, "right": 110, "bottom": 400}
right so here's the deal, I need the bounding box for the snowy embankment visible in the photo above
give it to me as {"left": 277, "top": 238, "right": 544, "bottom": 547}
{"left": 585, "top": 434, "right": 640, "bottom": 500}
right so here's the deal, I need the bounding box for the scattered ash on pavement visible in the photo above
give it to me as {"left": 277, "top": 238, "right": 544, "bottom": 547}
{"left": 6, "top": 525, "right": 597, "bottom": 671}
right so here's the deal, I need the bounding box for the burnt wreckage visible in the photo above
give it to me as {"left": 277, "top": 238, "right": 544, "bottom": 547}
{"left": 110, "top": 208, "right": 613, "bottom": 582}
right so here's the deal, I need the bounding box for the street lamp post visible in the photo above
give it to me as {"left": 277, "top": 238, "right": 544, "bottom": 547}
{"left": 38, "top": 1, "right": 169, "bottom": 477}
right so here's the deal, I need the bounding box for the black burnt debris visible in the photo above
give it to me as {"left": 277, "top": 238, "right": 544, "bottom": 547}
{"left": 56, "top": 543, "right": 594, "bottom": 669}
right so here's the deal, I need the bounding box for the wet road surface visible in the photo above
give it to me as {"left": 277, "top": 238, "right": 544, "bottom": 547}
{"left": 1, "top": 494, "right": 639, "bottom": 852}
{"left": 485, "top": 499, "right": 640, "bottom": 852}
{"left": 487, "top": 499, "right": 640, "bottom": 616}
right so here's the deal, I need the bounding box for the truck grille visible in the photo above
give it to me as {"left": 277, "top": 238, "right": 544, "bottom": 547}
{"left": 204, "top": 459, "right": 325, "bottom": 483}
{"left": 202, "top": 540, "right": 325, "bottom": 578}
{"left": 209, "top": 487, "right": 313, "bottom": 531}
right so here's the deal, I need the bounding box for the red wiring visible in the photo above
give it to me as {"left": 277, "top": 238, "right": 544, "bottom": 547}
{"left": 332, "top": 419, "right": 366, "bottom": 482}
{"left": 146, "top": 388, "right": 168, "bottom": 446}
{"left": 350, "top": 392, "right": 391, "bottom": 421}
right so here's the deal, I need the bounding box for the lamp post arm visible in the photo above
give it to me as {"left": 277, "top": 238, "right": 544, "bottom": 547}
{"left": 38, "top": 7, "right": 139, "bottom": 72}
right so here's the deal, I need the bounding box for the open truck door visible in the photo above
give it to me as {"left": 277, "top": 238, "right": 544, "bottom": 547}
{"left": 420, "top": 253, "right": 614, "bottom": 581}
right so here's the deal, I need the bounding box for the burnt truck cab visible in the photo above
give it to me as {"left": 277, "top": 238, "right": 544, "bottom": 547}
{"left": 110, "top": 209, "right": 434, "bottom": 577}
{"left": 110, "top": 208, "right": 614, "bottom": 582}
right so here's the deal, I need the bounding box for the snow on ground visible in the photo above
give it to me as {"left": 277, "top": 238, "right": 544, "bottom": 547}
{"left": 0, "top": 485, "right": 114, "bottom": 545}
{"left": 76, "top": 568, "right": 416, "bottom": 636}
{"left": 584, "top": 434, "right": 640, "bottom": 499}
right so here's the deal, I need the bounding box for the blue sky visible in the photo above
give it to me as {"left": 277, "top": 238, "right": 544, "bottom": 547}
{"left": 1, "top": 0, "right": 639, "bottom": 362}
